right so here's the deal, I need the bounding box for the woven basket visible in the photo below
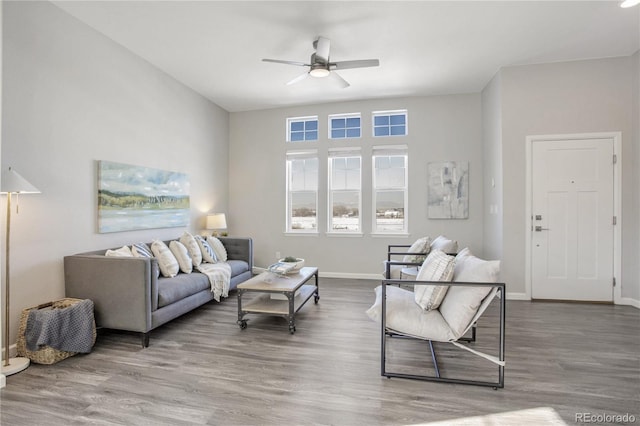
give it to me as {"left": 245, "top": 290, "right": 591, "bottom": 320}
{"left": 16, "top": 298, "right": 96, "bottom": 365}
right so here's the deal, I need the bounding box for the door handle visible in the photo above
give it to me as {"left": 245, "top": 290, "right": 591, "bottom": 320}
{"left": 535, "top": 226, "right": 550, "bottom": 232}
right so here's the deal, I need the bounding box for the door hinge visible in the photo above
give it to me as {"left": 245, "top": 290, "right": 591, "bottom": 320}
{"left": 613, "top": 154, "right": 617, "bottom": 164}
{"left": 613, "top": 216, "right": 617, "bottom": 225}
{"left": 613, "top": 277, "right": 616, "bottom": 287}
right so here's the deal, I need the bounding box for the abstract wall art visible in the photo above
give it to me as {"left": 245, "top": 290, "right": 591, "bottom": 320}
{"left": 427, "top": 161, "right": 469, "bottom": 219}
{"left": 97, "top": 160, "right": 190, "bottom": 233}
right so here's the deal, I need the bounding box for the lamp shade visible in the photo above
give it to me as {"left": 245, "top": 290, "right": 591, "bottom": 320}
{"left": 206, "top": 213, "right": 227, "bottom": 230}
{"left": 1, "top": 167, "right": 40, "bottom": 194}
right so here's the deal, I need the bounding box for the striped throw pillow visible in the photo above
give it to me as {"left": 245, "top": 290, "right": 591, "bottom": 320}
{"left": 195, "top": 235, "right": 217, "bottom": 263}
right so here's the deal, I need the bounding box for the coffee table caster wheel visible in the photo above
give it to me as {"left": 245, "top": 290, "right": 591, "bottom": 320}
{"left": 238, "top": 320, "right": 248, "bottom": 330}
{"left": 289, "top": 325, "right": 296, "bottom": 334}
{"left": 314, "top": 295, "right": 319, "bottom": 304}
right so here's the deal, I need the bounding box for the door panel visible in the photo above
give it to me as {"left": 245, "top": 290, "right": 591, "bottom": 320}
{"left": 531, "top": 138, "right": 613, "bottom": 301}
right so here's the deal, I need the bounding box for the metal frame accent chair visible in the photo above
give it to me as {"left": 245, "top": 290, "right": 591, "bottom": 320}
{"left": 368, "top": 247, "right": 506, "bottom": 389}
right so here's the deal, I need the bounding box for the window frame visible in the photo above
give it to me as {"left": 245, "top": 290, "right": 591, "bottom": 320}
{"left": 285, "top": 150, "right": 319, "bottom": 234}
{"left": 328, "top": 113, "right": 362, "bottom": 140}
{"left": 287, "top": 116, "right": 319, "bottom": 142}
{"left": 372, "top": 110, "right": 408, "bottom": 137}
{"left": 327, "top": 148, "right": 362, "bottom": 235}
{"left": 372, "top": 145, "right": 409, "bottom": 235}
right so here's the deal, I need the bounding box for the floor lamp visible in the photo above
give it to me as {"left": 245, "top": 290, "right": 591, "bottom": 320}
{"left": 1, "top": 167, "right": 40, "bottom": 376}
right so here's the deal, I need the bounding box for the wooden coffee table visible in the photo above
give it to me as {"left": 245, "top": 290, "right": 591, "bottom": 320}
{"left": 237, "top": 267, "right": 319, "bottom": 334}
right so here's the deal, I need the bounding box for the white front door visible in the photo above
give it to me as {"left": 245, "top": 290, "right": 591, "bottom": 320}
{"left": 531, "top": 138, "right": 614, "bottom": 301}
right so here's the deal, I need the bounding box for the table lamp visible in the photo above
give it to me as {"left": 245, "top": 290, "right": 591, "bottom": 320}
{"left": 206, "top": 213, "right": 227, "bottom": 237}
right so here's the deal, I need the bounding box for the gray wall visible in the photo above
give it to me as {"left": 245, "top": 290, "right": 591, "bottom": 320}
{"left": 1, "top": 2, "right": 229, "bottom": 344}
{"left": 499, "top": 56, "right": 639, "bottom": 300}
{"left": 229, "top": 95, "right": 485, "bottom": 278}
{"left": 481, "top": 72, "right": 503, "bottom": 261}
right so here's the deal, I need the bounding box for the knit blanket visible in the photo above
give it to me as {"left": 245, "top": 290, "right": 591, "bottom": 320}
{"left": 25, "top": 299, "right": 95, "bottom": 353}
{"left": 196, "top": 262, "right": 232, "bottom": 302}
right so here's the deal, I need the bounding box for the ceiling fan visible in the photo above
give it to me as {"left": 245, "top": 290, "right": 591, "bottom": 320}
{"left": 262, "top": 36, "right": 380, "bottom": 88}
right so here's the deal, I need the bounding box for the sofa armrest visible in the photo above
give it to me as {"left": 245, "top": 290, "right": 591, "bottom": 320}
{"left": 219, "top": 237, "right": 253, "bottom": 271}
{"left": 64, "top": 255, "right": 155, "bottom": 333}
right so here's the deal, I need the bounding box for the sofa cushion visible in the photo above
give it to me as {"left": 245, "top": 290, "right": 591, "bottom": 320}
{"left": 105, "top": 246, "right": 133, "bottom": 257}
{"left": 180, "top": 232, "right": 202, "bottom": 267}
{"left": 169, "top": 240, "right": 192, "bottom": 274}
{"left": 439, "top": 248, "right": 500, "bottom": 338}
{"left": 157, "top": 273, "right": 211, "bottom": 308}
{"left": 414, "top": 249, "right": 455, "bottom": 311}
{"left": 151, "top": 240, "right": 180, "bottom": 278}
{"left": 226, "top": 259, "right": 249, "bottom": 277}
{"left": 195, "top": 235, "right": 218, "bottom": 263}
{"left": 131, "top": 242, "right": 153, "bottom": 258}
{"left": 207, "top": 236, "right": 228, "bottom": 262}
{"left": 366, "top": 285, "right": 455, "bottom": 342}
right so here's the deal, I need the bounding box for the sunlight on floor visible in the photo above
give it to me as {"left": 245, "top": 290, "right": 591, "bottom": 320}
{"left": 413, "top": 406, "right": 567, "bottom": 425}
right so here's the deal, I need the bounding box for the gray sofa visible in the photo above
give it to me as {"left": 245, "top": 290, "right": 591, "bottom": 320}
{"left": 64, "top": 237, "right": 253, "bottom": 347}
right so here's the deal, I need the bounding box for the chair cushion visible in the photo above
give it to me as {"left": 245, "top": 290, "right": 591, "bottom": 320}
{"left": 430, "top": 235, "right": 458, "bottom": 254}
{"left": 402, "top": 236, "right": 432, "bottom": 264}
{"left": 367, "top": 285, "right": 455, "bottom": 342}
{"left": 439, "top": 248, "right": 500, "bottom": 338}
{"left": 414, "top": 249, "right": 455, "bottom": 311}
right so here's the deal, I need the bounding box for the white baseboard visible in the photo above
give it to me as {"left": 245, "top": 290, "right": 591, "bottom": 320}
{"left": 506, "top": 292, "right": 530, "bottom": 300}
{"left": 618, "top": 297, "right": 640, "bottom": 309}
{"left": 319, "top": 272, "right": 381, "bottom": 280}
{"left": 1, "top": 344, "right": 17, "bottom": 358}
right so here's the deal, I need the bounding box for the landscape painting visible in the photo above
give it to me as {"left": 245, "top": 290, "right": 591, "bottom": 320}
{"left": 98, "top": 161, "right": 190, "bottom": 233}
{"left": 427, "top": 161, "right": 469, "bottom": 219}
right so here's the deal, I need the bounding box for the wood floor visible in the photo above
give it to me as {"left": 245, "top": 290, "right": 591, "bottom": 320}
{"left": 1, "top": 278, "right": 638, "bottom": 425}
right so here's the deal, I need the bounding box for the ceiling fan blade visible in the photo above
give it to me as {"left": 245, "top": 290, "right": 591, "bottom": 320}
{"left": 331, "top": 72, "right": 350, "bottom": 89}
{"left": 286, "top": 72, "right": 309, "bottom": 86}
{"left": 315, "top": 37, "right": 331, "bottom": 63}
{"left": 332, "top": 59, "right": 380, "bottom": 70}
{"left": 262, "top": 58, "right": 309, "bottom": 67}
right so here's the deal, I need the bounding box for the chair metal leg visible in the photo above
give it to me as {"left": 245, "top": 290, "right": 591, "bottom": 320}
{"left": 428, "top": 340, "right": 440, "bottom": 378}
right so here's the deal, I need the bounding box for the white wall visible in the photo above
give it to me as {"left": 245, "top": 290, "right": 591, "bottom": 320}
{"left": 633, "top": 50, "right": 640, "bottom": 303}
{"left": 481, "top": 72, "right": 503, "bottom": 261}
{"left": 1, "top": 2, "right": 229, "bottom": 345}
{"left": 229, "top": 95, "right": 485, "bottom": 277}
{"left": 499, "top": 56, "right": 638, "bottom": 300}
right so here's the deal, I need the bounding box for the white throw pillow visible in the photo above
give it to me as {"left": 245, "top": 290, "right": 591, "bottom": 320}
{"left": 151, "top": 240, "right": 180, "bottom": 278}
{"left": 430, "top": 235, "right": 458, "bottom": 254}
{"left": 195, "top": 235, "right": 217, "bottom": 263}
{"left": 402, "top": 236, "right": 431, "bottom": 264}
{"left": 366, "top": 285, "right": 456, "bottom": 342}
{"left": 169, "top": 240, "right": 192, "bottom": 274}
{"left": 105, "top": 246, "right": 133, "bottom": 257}
{"left": 179, "top": 232, "right": 202, "bottom": 267}
{"left": 414, "top": 249, "right": 455, "bottom": 311}
{"left": 439, "top": 248, "right": 500, "bottom": 338}
{"left": 206, "top": 236, "right": 228, "bottom": 262}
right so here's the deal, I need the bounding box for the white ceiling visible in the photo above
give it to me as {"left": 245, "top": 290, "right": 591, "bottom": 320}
{"left": 52, "top": 1, "right": 639, "bottom": 112}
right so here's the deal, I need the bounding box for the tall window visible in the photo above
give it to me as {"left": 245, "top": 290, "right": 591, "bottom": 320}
{"left": 328, "top": 148, "right": 361, "bottom": 233}
{"left": 286, "top": 151, "right": 318, "bottom": 232}
{"left": 287, "top": 116, "right": 319, "bottom": 142}
{"left": 329, "top": 113, "right": 361, "bottom": 139}
{"left": 373, "top": 110, "right": 408, "bottom": 137}
{"left": 373, "top": 145, "right": 408, "bottom": 233}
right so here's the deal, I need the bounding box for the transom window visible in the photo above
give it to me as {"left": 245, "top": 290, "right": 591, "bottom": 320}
{"left": 372, "top": 145, "right": 408, "bottom": 234}
{"left": 287, "top": 116, "right": 319, "bottom": 142}
{"left": 286, "top": 150, "right": 318, "bottom": 233}
{"left": 329, "top": 113, "right": 361, "bottom": 139}
{"left": 373, "top": 110, "right": 408, "bottom": 137}
{"left": 328, "top": 148, "right": 361, "bottom": 233}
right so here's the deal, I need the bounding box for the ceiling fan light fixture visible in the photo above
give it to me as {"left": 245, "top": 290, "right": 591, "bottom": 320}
{"left": 309, "top": 66, "right": 330, "bottom": 78}
{"left": 621, "top": 0, "right": 640, "bottom": 7}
